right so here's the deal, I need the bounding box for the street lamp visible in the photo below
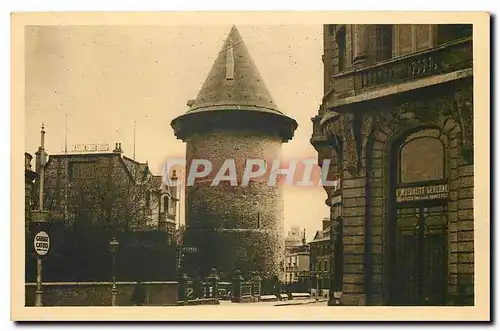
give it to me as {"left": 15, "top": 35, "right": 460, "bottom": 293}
{"left": 316, "top": 271, "right": 320, "bottom": 302}
{"left": 329, "top": 193, "right": 343, "bottom": 306}
{"left": 108, "top": 237, "right": 119, "bottom": 306}
{"left": 32, "top": 123, "right": 49, "bottom": 307}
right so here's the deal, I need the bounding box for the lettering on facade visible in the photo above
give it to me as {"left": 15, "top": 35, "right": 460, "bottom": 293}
{"left": 179, "top": 246, "right": 197, "bottom": 254}
{"left": 359, "top": 55, "right": 440, "bottom": 90}
{"left": 396, "top": 184, "right": 448, "bottom": 203}
{"left": 72, "top": 144, "right": 110, "bottom": 153}
{"left": 408, "top": 56, "right": 439, "bottom": 77}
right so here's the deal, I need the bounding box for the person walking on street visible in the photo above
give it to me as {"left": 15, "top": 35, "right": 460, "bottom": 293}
{"left": 131, "top": 280, "right": 146, "bottom": 306}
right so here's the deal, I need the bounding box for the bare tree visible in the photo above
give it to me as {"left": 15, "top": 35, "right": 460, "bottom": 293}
{"left": 65, "top": 158, "right": 160, "bottom": 232}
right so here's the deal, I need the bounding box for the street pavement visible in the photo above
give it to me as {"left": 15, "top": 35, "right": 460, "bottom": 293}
{"left": 219, "top": 299, "right": 328, "bottom": 306}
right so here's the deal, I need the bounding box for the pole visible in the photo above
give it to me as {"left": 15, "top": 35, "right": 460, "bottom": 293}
{"left": 34, "top": 258, "right": 43, "bottom": 306}
{"left": 38, "top": 124, "right": 46, "bottom": 210}
{"left": 178, "top": 169, "right": 182, "bottom": 230}
{"left": 35, "top": 123, "right": 47, "bottom": 307}
{"left": 133, "top": 120, "right": 136, "bottom": 161}
{"left": 111, "top": 253, "right": 117, "bottom": 306}
{"left": 64, "top": 114, "right": 69, "bottom": 217}
{"left": 316, "top": 274, "right": 319, "bottom": 301}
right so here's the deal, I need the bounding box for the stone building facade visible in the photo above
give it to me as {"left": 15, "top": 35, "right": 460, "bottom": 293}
{"left": 171, "top": 26, "right": 297, "bottom": 279}
{"left": 283, "top": 228, "right": 310, "bottom": 286}
{"left": 309, "top": 218, "right": 332, "bottom": 298}
{"left": 24, "top": 152, "right": 38, "bottom": 233}
{"left": 311, "top": 24, "right": 473, "bottom": 306}
{"left": 27, "top": 142, "right": 179, "bottom": 281}
{"left": 42, "top": 142, "right": 177, "bottom": 235}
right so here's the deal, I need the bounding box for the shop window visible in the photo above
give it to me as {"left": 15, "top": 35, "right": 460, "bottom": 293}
{"left": 399, "top": 136, "right": 445, "bottom": 183}
{"left": 393, "top": 24, "right": 436, "bottom": 57}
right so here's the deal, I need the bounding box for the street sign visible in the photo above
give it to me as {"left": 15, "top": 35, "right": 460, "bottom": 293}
{"left": 179, "top": 246, "right": 197, "bottom": 253}
{"left": 34, "top": 231, "right": 50, "bottom": 256}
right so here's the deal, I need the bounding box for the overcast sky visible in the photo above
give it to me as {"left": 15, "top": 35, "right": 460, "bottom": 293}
{"left": 25, "top": 25, "right": 329, "bottom": 240}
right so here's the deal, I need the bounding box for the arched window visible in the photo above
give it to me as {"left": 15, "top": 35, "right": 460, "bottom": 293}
{"left": 399, "top": 136, "right": 445, "bottom": 184}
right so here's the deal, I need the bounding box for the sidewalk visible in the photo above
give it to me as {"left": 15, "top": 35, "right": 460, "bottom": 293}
{"left": 274, "top": 298, "right": 328, "bottom": 306}
{"left": 218, "top": 298, "right": 328, "bottom": 306}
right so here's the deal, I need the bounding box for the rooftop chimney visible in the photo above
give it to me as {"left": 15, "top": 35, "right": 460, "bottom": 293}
{"left": 113, "top": 142, "right": 123, "bottom": 154}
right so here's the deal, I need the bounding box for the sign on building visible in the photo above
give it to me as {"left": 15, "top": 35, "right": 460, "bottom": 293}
{"left": 396, "top": 184, "right": 449, "bottom": 203}
{"left": 179, "top": 246, "right": 197, "bottom": 254}
{"left": 34, "top": 231, "right": 50, "bottom": 256}
{"left": 72, "top": 144, "right": 110, "bottom": 153}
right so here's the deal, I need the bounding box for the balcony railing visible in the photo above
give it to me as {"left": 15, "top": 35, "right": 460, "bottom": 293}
{"left": 326, "top": 37, "right": 472, "bottom": 106}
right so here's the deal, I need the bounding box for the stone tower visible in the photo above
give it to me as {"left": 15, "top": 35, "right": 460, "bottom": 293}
{"left": 171, "top": 26, "right": 297, "bottom": 279}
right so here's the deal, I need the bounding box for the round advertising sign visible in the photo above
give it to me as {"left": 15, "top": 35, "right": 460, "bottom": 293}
{"left": 34, "top": 231, "right": 50, "bottom": 256}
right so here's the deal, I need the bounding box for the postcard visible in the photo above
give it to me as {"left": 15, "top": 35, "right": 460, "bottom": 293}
{"left": 11, "top": 11, "right": 490, "bottom": 321}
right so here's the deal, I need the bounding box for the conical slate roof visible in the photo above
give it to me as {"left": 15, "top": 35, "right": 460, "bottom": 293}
{"left": 187, "top": 26, "right": 282, "bottom": 115}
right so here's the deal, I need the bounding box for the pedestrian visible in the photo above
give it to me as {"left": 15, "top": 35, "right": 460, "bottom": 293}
{"left": 131, "top": 280, "right": 146, "bottom": 306}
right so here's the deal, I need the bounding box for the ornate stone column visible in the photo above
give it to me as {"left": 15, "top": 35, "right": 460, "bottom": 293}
{"left": 353, "top": 25, "right": 368, "bottom": 65}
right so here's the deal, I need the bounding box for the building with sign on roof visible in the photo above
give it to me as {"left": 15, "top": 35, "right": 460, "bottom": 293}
{"left": 27, "top": 139, "right": 179, "bottom": 282}
{"left": 40, "top": 142, "right": 177, "bottom": 234}
{"left": 171, "top": 26, "right": 297, "bottom": 280}
{"left": 311, "top": 24, "right": 474, "bottom": 306}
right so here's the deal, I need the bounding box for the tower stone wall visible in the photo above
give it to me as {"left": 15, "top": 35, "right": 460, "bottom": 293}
{"left": 184, "top": 131, "right": 285, "bottom": 278}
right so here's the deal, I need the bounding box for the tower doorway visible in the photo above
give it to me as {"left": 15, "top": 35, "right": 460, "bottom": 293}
{"left": 387, "top": 129, "right": 449, "bottom": 305}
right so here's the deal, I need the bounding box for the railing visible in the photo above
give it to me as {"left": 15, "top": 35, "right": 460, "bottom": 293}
{"left": 241, "top": 281, "right": 253, "bottom": 297}
{"left": 327, "top": 38, "right": 472, "bottom": 104}
{"left": 230, "top": 270, "right": 262, "bottom": 303}
{"left": 177, "top": 269, "right": 221, "bottom": 305}
{"left": 177, "top": 269, "right": 263, "bottom": 304}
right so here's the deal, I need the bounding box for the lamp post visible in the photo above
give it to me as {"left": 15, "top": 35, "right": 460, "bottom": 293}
{"left": 315, "top": 271, "right": 320, "bottom": 301}
{"left": 108, "top": 237, "right": 119, "bottom": 306}
{"left": 329, "top": 193, "right": 343, "bottom": 306}
{"left": 32, "top": 123, "right": 49, "bottom": 307}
